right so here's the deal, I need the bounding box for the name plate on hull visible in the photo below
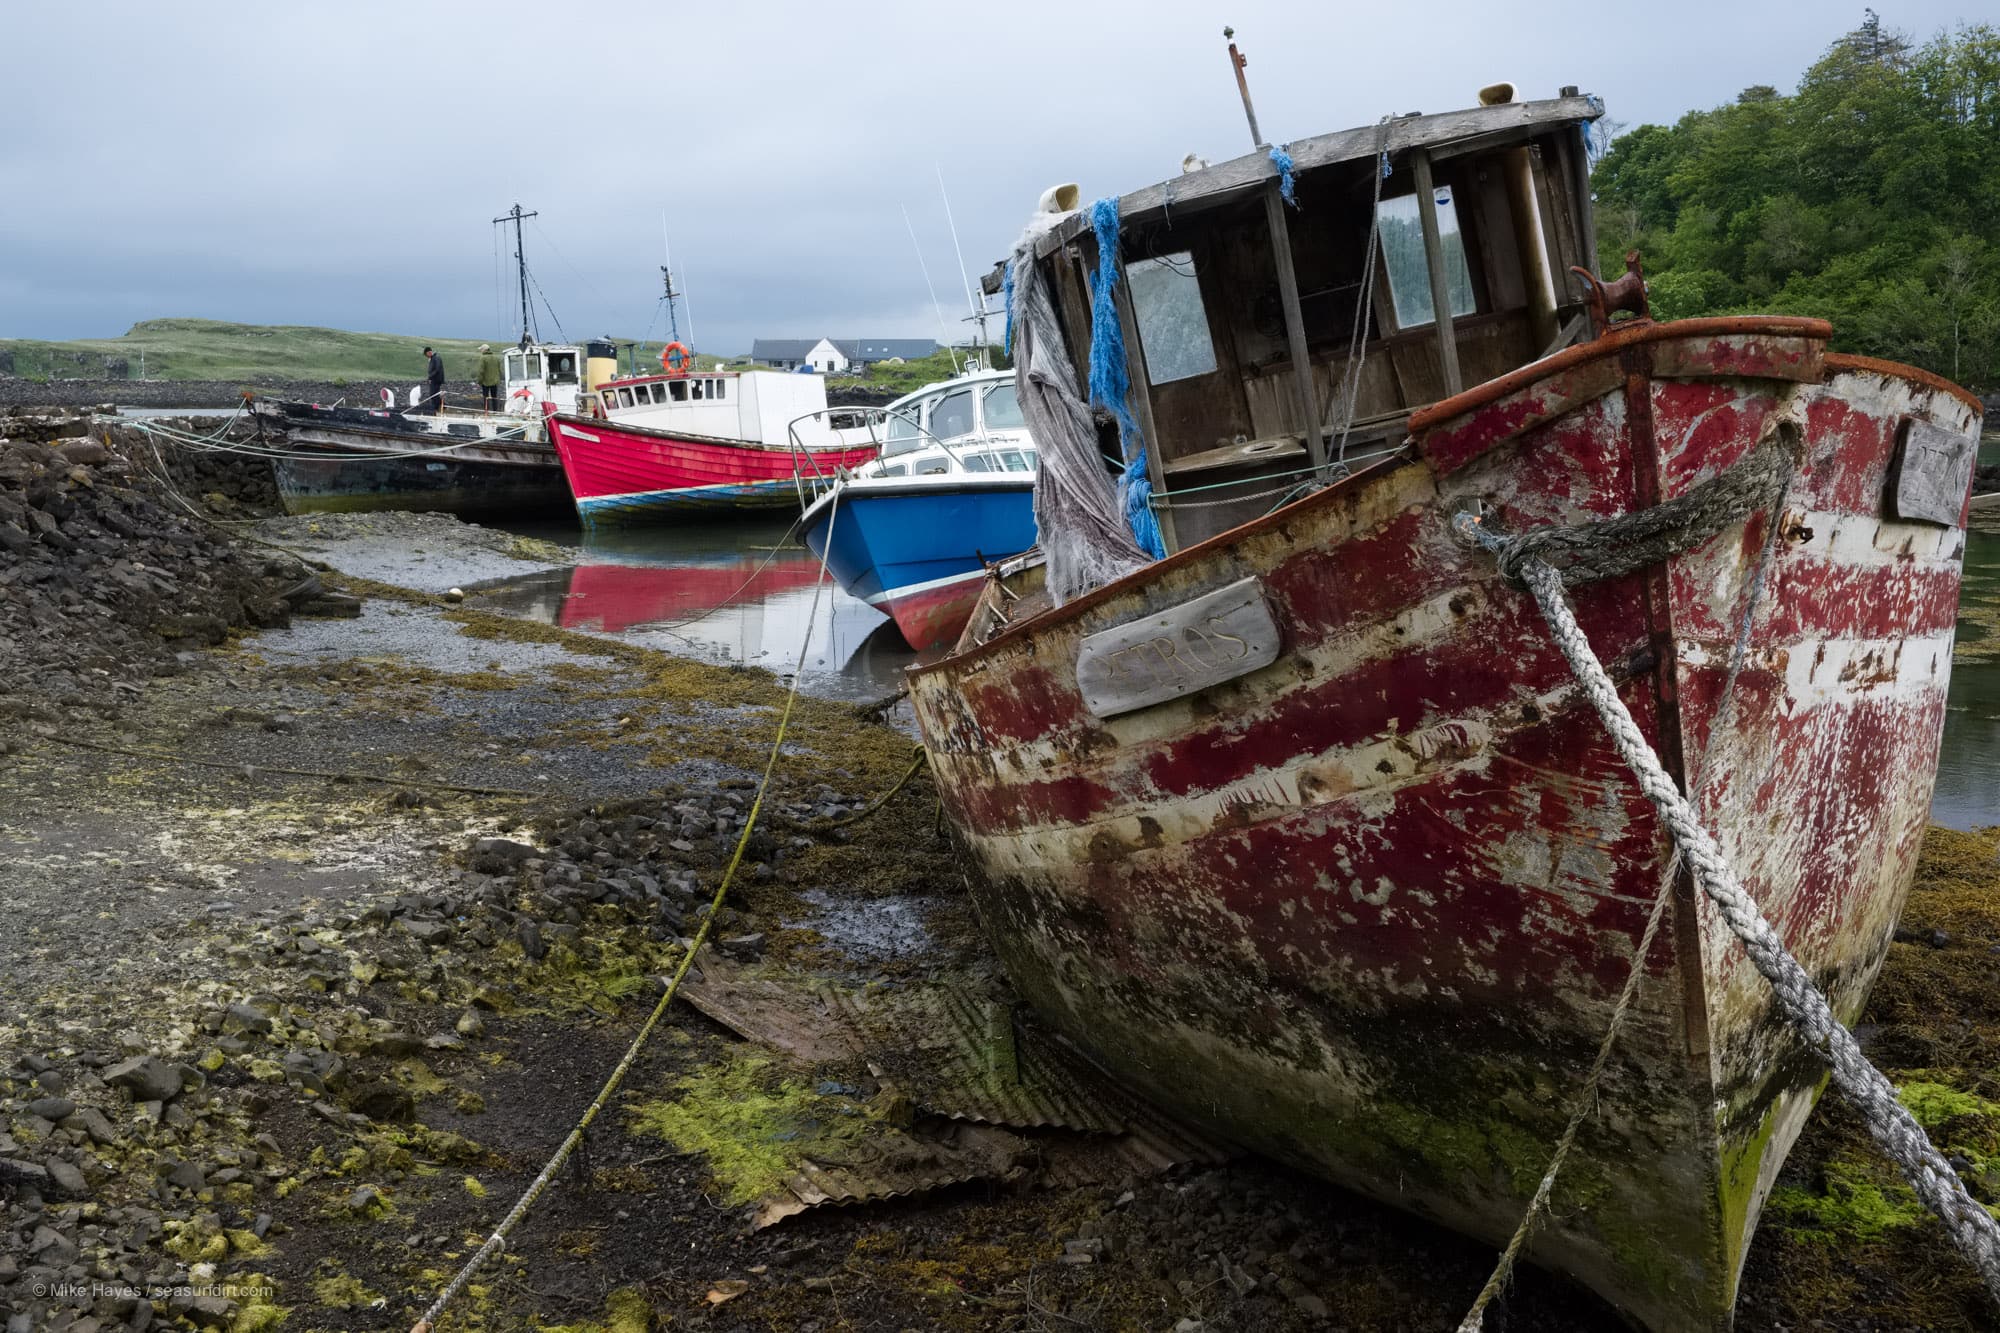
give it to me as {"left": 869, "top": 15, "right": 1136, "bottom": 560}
{"left": 1889, "top": 417, "right": 1977, "bottom": 527}
{"left": 1076, "top": 577, "right": 1281, "bottom": 719}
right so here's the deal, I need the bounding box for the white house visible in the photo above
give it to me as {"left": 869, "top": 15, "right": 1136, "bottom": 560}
{"left": 749, "top": 337, "right": 937, "bottom": 373}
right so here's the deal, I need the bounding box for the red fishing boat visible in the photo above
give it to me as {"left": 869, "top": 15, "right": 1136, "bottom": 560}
{"left": 545, "top": 363, "right": 879, "bottom": 524}
{"left": 557, "top": 557, "right": 824, "bottom": 634}
{"left": 907, "top": 74, "right": 1982, "bottom": 1332}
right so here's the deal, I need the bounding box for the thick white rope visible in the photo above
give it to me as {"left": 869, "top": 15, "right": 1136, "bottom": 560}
{"left": 1455, "top": 512, "right": 2000, "bottom": 1314}
{"left": 1455, "top": 482, "right": 1788, "bottom": 1331}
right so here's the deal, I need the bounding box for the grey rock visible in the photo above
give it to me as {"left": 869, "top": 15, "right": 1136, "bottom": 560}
{"left": 718, "top": 933, "right": 766, "bottom": 961}
{"left": 30, "top": 1224, "right": 78, "bottom": 1263}
{"left": 517, "top": 919, "right": 546, "bottom": 960}
{"left": 26, "top": 1096, "right": 76, "bottom": 1121}
{"left": 471, "top": 836, "right": 537, "bottom": 872}
{"left": 63, "top": 1107, "right": 119, "bottom": 1145}
{"left": 102, "top": 1056, "right": 180, "bottom": 1103}
{"left": 43, "top": 1159, "right": 88, "bottom": 1197}
{"left": 222, "top": 1003, "right": 273, "bottom": 1035}
{"left": 0, "top": 1157, "right": 52, "bottom": 1191}
{"left": 399, "top": 918, "right": 451, "bottom": 946}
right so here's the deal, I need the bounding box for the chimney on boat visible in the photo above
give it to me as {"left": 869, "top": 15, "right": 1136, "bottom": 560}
{"left": 584, "top": 339, "right": 619, "bottom": 394}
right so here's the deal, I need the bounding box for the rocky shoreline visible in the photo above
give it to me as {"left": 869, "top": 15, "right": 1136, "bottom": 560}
{"left": 2, "top": 424, "right": 1998, "bottom": 1332}
{"left": 0, "top": 378, "right": 486, "bottom": 413}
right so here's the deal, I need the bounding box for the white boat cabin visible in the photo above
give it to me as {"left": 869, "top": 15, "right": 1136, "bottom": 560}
{"left": 587, "top": 367, "right": 874, "bottom": 451}
{"left": 865, "top": 366, "right": 1037, "bottom": 479}
{"left": 501, "top": 339, "right": 606, "bottom": 415}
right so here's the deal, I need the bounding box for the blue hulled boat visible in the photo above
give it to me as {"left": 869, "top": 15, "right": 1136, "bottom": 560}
{"left": 801, "top": 366, "right": 1037, "bottom": 651}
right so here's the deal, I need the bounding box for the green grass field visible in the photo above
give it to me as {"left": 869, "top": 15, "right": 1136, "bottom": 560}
{"left": 2, "top": 318, "right": 1003, "bottom": 391}
{"left": 0, "top": 318, "right": 712, "bottom": 384}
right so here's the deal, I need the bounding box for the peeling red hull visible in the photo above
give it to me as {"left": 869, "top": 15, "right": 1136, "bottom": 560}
{"left": 907, "top": 320, "right": 1981, "bottom": 1330}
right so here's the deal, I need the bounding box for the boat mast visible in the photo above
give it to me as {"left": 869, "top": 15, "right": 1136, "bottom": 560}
{"left": 659, "top": 265, "right": 682, "bottom": 348}
{"left": 937, "top": 167, "right": 989, "bottom": 363}
{"left": 494, "top": 203, "right": 539, "bottom": 348}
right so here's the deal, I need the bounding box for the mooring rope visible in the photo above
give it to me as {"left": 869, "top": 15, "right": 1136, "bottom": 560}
{"left": 1454, "top": 442, "right": 1795, "bottom": 1330}
{"left": 407, "top": 487, "right": 843, "bottom": 1333}
{"left": 804, "top": 746, "right": 927, "bottom": 831}
{"left": 1451, "top": 475, "right": 2000, "bottom": 1317}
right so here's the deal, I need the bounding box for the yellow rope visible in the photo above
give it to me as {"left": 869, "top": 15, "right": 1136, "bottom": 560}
{"left": 409, "top": 491, "right": 843, "bottom": 1333}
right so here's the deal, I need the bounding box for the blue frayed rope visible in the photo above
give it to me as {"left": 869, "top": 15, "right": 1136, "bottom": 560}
{"left": 1086, "top": 196, "right": 1164, "bottom": 559}
{"left": 1002, "top": 260, "right": 1015, "bottom": 358}
{"left": 1270, "top": 145, "right": 1297, "bottom": 207}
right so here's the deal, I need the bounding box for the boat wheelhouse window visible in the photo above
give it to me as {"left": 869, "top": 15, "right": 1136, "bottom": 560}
{"left": 547, "top": 352, "right": 579, "bottom": 384}
{"left": 917, "top": 459, "right": 949, "bottom": 475}
{"left": 522, "top": 352, "right": 543, "bottom": 380}
{"left": 1000, "top": 450, "right": 1031, "bottom": 472}
{"left": 1128, "top": 252, "right": 1218, "bottom": 385}
{"left": 648, "top": 383, "right": 665, "bottom": 404}
{"left": 962, "top": 454, "right": 995, "bottom": 473}
{"left": 670, "top": 380, "right": 688, "bottom": 402}
{"left": 882, "top": 407, "right": 923, "bottom": 457}
{"left": 712, "top": 379, "right": 727, "bottom": 400}
{"left": 878, "top": 463, "right": 908, "bottom": 477}
{"left": 931, "top": 388, "right": 975, "bottom": 441}
{"left": 980, "top": 381, "right": 1024, "bottom": 431}
{"left": 1377, "top": 188, "right": 1477, "bottom": 330}
{"left": 618, "top": 388, "right": 636, "bottom": 408}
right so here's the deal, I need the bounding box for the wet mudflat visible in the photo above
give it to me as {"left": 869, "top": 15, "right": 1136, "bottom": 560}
{"left": 2, "top": 507, "right": 1998, "bottom": 1332}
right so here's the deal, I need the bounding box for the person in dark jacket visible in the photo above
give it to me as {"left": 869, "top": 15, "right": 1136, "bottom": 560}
{"left": 475, "top": 343, "right": 502, "bottom": 410}
{"left": 423, "top": 347, "right": 446, "bottom": 413}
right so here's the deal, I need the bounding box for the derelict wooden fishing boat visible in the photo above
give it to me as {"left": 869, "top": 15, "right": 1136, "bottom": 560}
{"left": 247, "top": 339, "right": 605, "bottom": 519}
{"left": 907, "top": 77, "right": 1983, "bottom": 1331}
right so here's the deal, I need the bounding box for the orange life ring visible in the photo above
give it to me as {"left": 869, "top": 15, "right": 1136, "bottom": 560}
{"left": 661, "top": 341, "right": 693, "bottom": 374}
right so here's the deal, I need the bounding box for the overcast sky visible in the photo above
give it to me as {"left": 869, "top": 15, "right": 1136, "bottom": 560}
{"left": 0, "top": 1, "right": 1984, "bottom": 354}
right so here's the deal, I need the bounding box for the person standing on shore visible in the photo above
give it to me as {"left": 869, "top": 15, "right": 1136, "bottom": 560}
{"left": 476, "top": 344, "right": 501, "bottom": 411}
{"left": 423, "top": 347, "right": 446, "bottom": 413}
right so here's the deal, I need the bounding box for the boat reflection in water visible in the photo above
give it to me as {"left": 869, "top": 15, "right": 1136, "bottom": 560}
{"left": 472, "top": 518, "right": 919, "bottom": 702}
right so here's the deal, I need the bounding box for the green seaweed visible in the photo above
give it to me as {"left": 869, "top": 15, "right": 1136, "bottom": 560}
{"left": 534, "top": 1285, "right": 655, "bottom": 1332}
{"left": 626, "top": 1050, "right": 866, "bottom": 1206}
{"left": 1767, "top": 1160, "right": 1929, "bottom": 1241}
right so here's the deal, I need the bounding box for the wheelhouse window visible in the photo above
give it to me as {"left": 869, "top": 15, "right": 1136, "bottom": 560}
{"left": 882, "top": 405, "right": 923, "bottom": 457}
{"left": 962, "top": 453, "right": 995, "bottom": 472}
{"left": 712, "top": 379, "right": 727, "bottom": 400}
{"left": 930, "top": 388, "right": 975, "bottom": 441}
{"left": 522, "top": 353, "right": 543, "bottom": 380}
{"left": 1377, "top": 187, "right": 1477, "bottom": 330}
{"left": 547, "top": 352, "right": 578, "bottom": 384}
{"left": 980, "top": 381, "right": 1025, "bottom": 431}
{"left": 1128, "top": 251, "right": 1218, "bottom": 385}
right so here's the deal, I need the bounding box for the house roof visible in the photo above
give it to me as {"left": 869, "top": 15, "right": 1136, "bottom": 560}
{"left": 749, "top": 338, "right": 826, "bottom": 360}
{"left": 832, "top": 338, "right": 937, "bottom": 361}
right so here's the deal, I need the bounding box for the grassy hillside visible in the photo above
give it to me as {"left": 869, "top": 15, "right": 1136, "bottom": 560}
{"left": 0, "top": 318, "right": 712, "bottom": 383}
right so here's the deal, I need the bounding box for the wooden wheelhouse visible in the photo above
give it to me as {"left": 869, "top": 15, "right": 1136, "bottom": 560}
{"left": 1006, "top": 89, "right": 1604, "bottom": 548}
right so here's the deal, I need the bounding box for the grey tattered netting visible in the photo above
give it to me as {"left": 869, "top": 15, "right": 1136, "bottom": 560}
{"left": 1009, "top": 214, "right": 1150, "bottom": 605}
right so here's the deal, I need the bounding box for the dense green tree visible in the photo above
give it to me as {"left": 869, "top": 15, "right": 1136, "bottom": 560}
{"left": 1592, "top": 18, "right": 2000, "bottom": 390}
